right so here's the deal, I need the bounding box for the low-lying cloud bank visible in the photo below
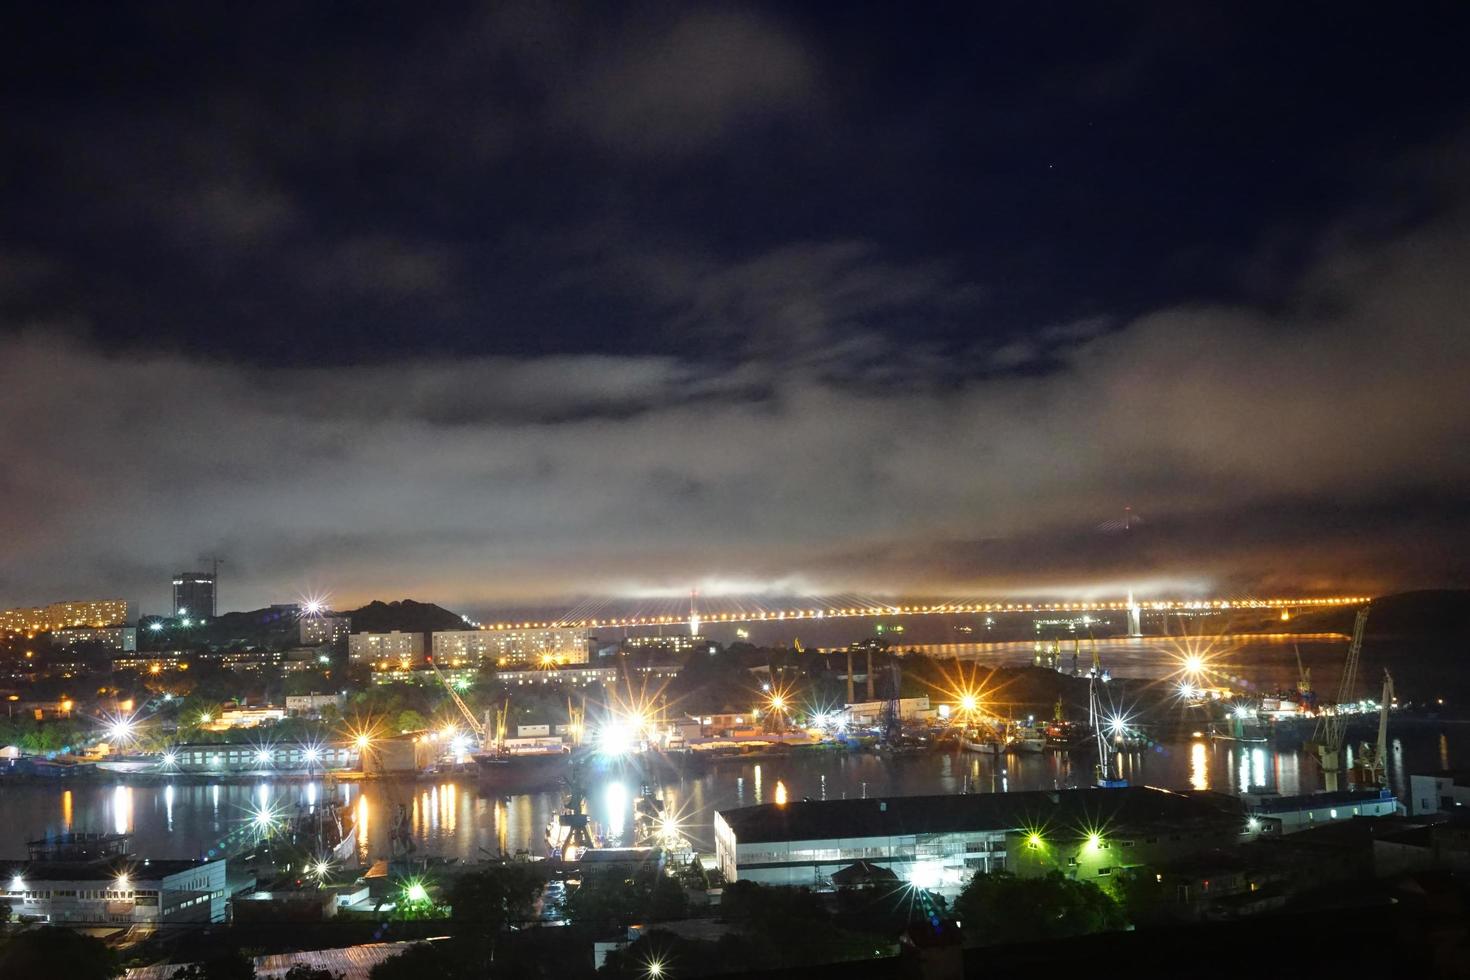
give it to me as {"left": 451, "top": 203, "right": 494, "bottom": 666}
{"left": 3, "top": 181, "right": 1467, "bottom": 612}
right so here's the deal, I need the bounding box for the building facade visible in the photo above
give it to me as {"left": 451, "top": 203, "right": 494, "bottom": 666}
{"left": 286, "top": 694, "right": 346, "bottom": 717}
{"left": 715, "top": 787, "right": 1246, "bottom": 899}
{"left": 1408, "top": 772, "right": 1470, "bottom": 816}
{"left": 431, "top": 630, "right": 500, "bottom": 664}
{"left": 369, "top": 664, "right": 477, "bottom": 686}
{"left": 348, "top": 630, "right": 425, "bottom": 665}
{"left": 0, "top": 598, "right": 129, "bottom": 633}
{"left": 481, "top": 627, "right": 590, "bottom": 666}
{"left": 2, "top": 842, "right": 226, "bottom": 928}
{"left": 623, "top": 634, "right": 713, "bottom": 655}
{"left": 167, "top": 742, "right": 358, "bottom": 773}
{"left": 495, "top": 665, "right": 618, "bottom": 687}
{"left": 199, "top": 707, "right": 286, "bottom": 730}
{"left": 172, "top": 572, "right": 217, "bottom": 618}
{"left": 301, "top": 615, "right": 351, "bottom": 646}
{"left": 1242, "top": 789, "right": 1399, "bottom": 833}
{"left": 50, "top": 625, "right": 138, "bottom": 651}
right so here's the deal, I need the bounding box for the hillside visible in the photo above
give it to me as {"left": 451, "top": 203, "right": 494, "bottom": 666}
{"left": 1282, "top": 590, "right": 1470, "bottom": 636}
{"left": 342, "top": 599, "right": 468, "bottom": 634}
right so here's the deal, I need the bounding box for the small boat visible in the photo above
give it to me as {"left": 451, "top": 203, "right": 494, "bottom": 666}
{"left": 961, "top": 730, "right": 1003, "bottom": 754}
{"left": 1006, "top": 720, "right": 1047, "bottom": 753}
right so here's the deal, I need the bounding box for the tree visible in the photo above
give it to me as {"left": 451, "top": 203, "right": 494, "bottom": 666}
{"left": 446, "top": 865, "right": 543, "bottom": 971}
{"left": 953, "top": 871, "right": 1127, "bottom": 946}
{"left": 1105, "top": 869, "right": 1168, "bottom": 925}
{"left": 564, "top": 868, "right": 686, "bottom": 932}
{"left": 395, "top": 709, "right": 427, "bottom": 733}
{"left": 283, "top": 965, "right": 343, "bottom": 980}
{"left": 169, "top": 948, "right": 255, "bottom": 980}
{"left": 369, "top": 942, "right": 458, "bottom": 980}
{"left": 0, "top": 926, "right": 123, "bottom": 979}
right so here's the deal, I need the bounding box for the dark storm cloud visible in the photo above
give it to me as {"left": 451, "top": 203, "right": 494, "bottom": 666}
{"left": 2, "top": 5, "right": 1469, "bottom": 611}
{"left": 2, "top": 160, "right": 1467, "bottom": 610}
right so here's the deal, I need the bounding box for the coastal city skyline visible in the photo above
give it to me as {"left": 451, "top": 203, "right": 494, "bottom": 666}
{"left": 3, "top": 5, "right": 1468, "bottom": 978}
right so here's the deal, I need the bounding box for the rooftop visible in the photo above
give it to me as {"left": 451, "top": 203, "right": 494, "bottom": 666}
{"left": 1, "top": 857, "right": 217, "bottom": 881}
{"left": 1416, "top": 769, "right": 1470, "bottom": 788}
{"left": 716, "top": 786, "right": 1239, "bottom": 844}
{"left": 1244, "top": 789, "right": 1395, "bottom": 814}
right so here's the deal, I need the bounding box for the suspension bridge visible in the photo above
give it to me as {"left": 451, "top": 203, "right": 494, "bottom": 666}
{"left": 468, "top": 594, "right": 1369, "bottom": 633}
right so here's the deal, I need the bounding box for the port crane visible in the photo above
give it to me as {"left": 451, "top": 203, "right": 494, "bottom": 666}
{"left": 1310, "top": 606, "right": 1369, "bottom": 792}
{"left": 1089, "top": 673, "right": 1126, "bottom": 788}
{"left": 1293, "top": 644, "right": 1315, "bottom": 709}
{"left": 427, "top": 656, "right": 501, "bottom": 752}
{"left": 1351, "top": 669, "right": 1394, "bottom": 789}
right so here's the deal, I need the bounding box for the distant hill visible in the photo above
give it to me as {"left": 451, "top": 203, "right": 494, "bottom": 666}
{"left": 142, "top": 605, "right": 301, "bottom": 650}
{"left": 341, "top": 599, "right": 468, "bottom": 634}
{"left": 1283, "top": 590, "right": 1470, "bottom": 636}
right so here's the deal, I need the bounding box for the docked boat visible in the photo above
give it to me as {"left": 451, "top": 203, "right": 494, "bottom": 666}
{"left": 961, "top": 729, "right": 1003, "bottom": 753}
{"left": 475, "top": 748, "right": 572, "bottom": 789}
{"left": 278, "top": 781, "right": 357, "bottom": 868}
{"left": 1006, "top": 720, "right": 1047, "bottom": 753}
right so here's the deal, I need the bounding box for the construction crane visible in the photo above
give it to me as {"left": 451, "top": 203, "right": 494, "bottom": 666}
{"left": 1311, "top": 606, "right": 1369, "bottom": 792}
{"left": 426, "top": 657, "right": 490, "bottom": 747}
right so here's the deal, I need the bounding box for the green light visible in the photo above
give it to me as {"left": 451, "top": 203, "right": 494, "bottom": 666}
{"left": 1027, "top": 832, "right": 1042, "bottom": 848}
{"left": 1086, "top": 832, "right": 1102, "bottom": 849}
{"left": 405, "top": 881, "right": 428, "bottom": 903}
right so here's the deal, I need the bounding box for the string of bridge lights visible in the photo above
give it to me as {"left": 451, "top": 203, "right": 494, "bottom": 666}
{"left": 469, "top": 595, "right": 1370, "bottom": 632}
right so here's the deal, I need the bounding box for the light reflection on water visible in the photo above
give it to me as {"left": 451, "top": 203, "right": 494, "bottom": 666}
{"left": 0, "top": 730, "right": 1460, "bottom": 863}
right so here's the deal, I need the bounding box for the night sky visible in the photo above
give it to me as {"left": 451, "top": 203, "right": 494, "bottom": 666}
{"left": 2, "top": 4, "right": 1468, "bottom": 613}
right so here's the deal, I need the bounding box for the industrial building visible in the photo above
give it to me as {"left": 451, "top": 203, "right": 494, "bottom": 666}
{"left": 348, "top": 630, "right": 425, "bottom": 665}
{"left": 167, "top": 741, "right": 359, "bottom": 773}
{"left": 1, "top": 834, "right": 226, "bottom": 928}
{"left": 715, "top": 787, "right": 1246, "bottom": 898}
{"left": 1407, "top": 771, "right": 1470, "bottom": 816}
{"left": 844, "top": 696, "right": 934, "bottom": 726}
{"left": 1241, "top": 789, "right": 1399, "bottom": 833}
